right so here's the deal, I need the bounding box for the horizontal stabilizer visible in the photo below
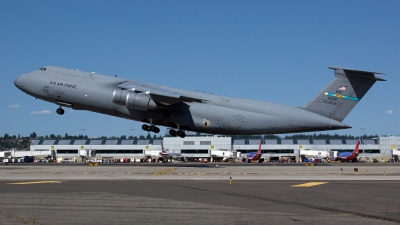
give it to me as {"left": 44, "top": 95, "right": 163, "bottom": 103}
{"left": 328, "top": 66, "right": 386, "bottom": 81}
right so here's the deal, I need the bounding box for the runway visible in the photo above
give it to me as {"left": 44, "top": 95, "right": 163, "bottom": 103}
{"left": 0, "top": 164, "right": 399, "bottom": 224}
{"left": 0, "top": 163, "right": 399, "bottom": 180}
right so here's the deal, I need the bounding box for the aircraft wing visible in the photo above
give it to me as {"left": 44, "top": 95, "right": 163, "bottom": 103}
{"left": 118, "top": 81, "right": 203, "bottom": 105}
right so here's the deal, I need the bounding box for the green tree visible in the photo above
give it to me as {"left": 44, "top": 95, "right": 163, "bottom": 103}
{"left": 30, "top": 132, "right": 37, "bottom": 138}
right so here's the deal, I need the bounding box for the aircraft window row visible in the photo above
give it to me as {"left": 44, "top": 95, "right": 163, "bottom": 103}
{"left": 334, "top": 149, "right": 381, "bottom": 154}
{"left": 57, "top": 150, "right": 78, "bottom": 154}
{"left": 335, "top": 150, "right": 356, "bottom": 153}
{"left": 95, "top": 150, "right": 143, "bottom": 154}
{"left": 200, "top": 141, "right": 211, "bottom": 145}
{"left": 181, "top": 150, "right": 209, "bottom": 154}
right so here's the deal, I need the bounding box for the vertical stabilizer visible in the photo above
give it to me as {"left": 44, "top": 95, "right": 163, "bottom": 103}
{"left": 353, "top": 139, "right": 360, "bottom": 154}
{"left": 303, "top": 67, "right": 385, "bottom": 122}
{"left": 257, "top": 140, "right": 262, "bottom": 155}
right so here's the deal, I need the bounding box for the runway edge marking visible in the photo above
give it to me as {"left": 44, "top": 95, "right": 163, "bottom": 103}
{"left": 7, "top": 180, "right": 62, "bottom": 185}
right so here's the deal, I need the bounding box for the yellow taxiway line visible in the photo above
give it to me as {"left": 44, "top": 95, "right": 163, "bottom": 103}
{"left": 152, "top": 168, "right": 176, "bottom": 175}
{"left": 291, "top": 182, "right": 328, "bottom": 187}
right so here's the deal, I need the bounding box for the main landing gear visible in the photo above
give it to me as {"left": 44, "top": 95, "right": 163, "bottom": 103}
{"left": 142, "top": 124, "right": 160, "bottom": 133}
{"left": 56, "top": 107, "right": 65, "bottom": 115}
{"left": 142, "top": 124, "right": 186, "bottom": 138}
{"left": 169, "top": 129, "right": 186, "bottom": 138}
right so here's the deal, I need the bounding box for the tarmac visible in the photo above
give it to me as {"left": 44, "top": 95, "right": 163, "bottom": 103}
{"left": 0, "top": 163, "right": 399, "bottom": 224}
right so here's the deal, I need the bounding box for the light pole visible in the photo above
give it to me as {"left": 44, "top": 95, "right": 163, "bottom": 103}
{"left": 130, "top": 129, "right": 135, "bottom": 140}
{"left": 360, "top": 128, "right": 366, "bottom": 144}
{"left": 81, "top": 129, "right": 86, "bottom": 140}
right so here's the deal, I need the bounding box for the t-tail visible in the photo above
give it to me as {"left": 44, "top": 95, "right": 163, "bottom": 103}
{"left": 303, "top": 67, "right": 386, "bottom": 122}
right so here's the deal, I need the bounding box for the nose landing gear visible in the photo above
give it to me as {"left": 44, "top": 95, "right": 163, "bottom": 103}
{"left": 56, "top": 107, "right": 65, "bottom": 115}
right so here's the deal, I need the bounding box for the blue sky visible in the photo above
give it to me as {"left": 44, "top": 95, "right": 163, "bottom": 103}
{"left": 1, "top": 0, "right": 399, "bottom": 138}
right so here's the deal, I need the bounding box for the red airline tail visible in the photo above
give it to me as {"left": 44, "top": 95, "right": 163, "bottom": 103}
{"left": 353, "top": 139, "right": 360, "bottom": 154}
{"left": 257, "top": 140, "right": 262, "bottom": 154}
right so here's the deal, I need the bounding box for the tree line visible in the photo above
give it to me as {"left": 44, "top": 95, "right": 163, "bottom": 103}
{"left": 1, "top": 132, "right": 162, "bottom": 151}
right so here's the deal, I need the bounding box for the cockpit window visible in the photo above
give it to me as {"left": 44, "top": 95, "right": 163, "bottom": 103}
{"left": 40, "top": 67, "right": 47, "bottom": 71}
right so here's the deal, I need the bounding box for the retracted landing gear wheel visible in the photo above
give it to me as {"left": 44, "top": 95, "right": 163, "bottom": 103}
{"left": 56, "top": 108, "right": 64, "bottom": 115}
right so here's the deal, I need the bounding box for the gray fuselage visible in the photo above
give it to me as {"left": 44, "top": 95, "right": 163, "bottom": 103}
{"left": 14, "top": 66, "right": 350, "bottom": 135}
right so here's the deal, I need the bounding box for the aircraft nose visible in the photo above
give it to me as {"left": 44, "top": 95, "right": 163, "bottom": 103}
{"left": 14, "top": 75, "right": 25, "bottom": 90}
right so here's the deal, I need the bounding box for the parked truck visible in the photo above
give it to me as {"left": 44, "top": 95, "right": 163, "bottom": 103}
{"left": 0, "top": 152, "right": 11, "bottom": 158}
{"left": 23, "top": 156, "right": 35, "bottom": 163}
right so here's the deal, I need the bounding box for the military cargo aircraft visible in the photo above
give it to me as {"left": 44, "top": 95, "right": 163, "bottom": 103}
{"left": 14, "top": 66, "right": 385, "bottom": 138}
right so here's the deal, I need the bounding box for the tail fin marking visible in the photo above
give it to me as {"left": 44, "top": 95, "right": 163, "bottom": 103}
{"left": 303, "top": 67, "right": 385, "bottom": 122}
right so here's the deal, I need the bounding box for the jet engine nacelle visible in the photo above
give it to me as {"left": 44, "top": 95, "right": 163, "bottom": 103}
{"left": 112, "top": 90, "right": 157, "bottom": 111}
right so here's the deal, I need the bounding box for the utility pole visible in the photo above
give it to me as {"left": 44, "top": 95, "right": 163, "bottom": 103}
{"left": 81, "top": 129, "right": 86, "bottom": 140}
{"left": 130, "top": 129, "right": 135, "bottom": 140}
{"left": 360, "top": 128, "right": 365, "bottom": 153}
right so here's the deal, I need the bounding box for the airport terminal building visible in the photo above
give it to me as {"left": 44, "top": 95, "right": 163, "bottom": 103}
{"left": 4, "top": 134, "right": 400, "bottom": 163}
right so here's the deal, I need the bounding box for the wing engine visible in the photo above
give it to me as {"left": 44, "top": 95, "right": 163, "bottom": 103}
{"left": 112, "top": 90, "right": 157, "bottom": 111}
